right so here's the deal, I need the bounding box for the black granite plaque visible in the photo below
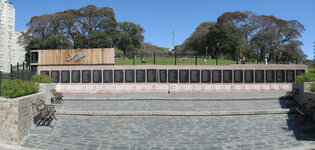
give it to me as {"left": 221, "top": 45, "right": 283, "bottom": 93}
{"left": 168, "top": 70, "right": 178, "bottom": 83}
{"left": 71, "top": 70, "right": 80, "bottom": 83}
{"left": 103, "top": 70, "right": 113, "bottom": 83}
{"left": 125, "top": 70, "right": 135, "bottom": 83}
{"left": 136, "top": 70, "right": 145, "bottom": 83}
{"left": 114, "top": 70, "right": 124, "bottom": 83}
{"left": 82, "top": 70, "right": 91, "bottom": 83}
{"left": 296, "top": 70, "right": 305, "bottom": 76}
{"left": 245, "top": 70, "right": 254, "bottom": 83}
{"left": 51, "top": 71, "right": 60, "bottom": 83}
{"left": 266, "top": 70, "right": 275, "bottom": 83}
{"left": 179, "top": 70, "right": 189, "bottom": 83}
{"left": 61, "top": 71, "right": 70, "bottom": 83}
{"left": 147, "top": 69, "right": 157, "bottom": 82}
{"left": 234, "top": 70, "right": 243, "bottom": 83}
{"left": 276, "top": 70, "right": 285, "bottom": 82}
{"left": 201, "top": 70, "right": 211, "bottom": 83}
{"left": 286, "top": 70, "right": 295, "bottom": 82}
{"left": 255, "top": 70, "right": 264, "bottom": 83}
{"left": 93, "top": 70, "right": 102, "bottom": 83}
{"left": 190, "top": 70, "right": 200, "bottom": 83}
{"left": 40, "top": 71, "right": 49, "bottom": 76}
{"left": 212, "top": 70, "right": 222, "bottom": 83}
{"left": 159, "top": 70, "right": 167, "bottom": 83}
{"left": 223, "top": 70, "right": 232, "bottom": 83}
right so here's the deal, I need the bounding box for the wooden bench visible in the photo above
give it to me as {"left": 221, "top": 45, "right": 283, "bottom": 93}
{"left": 32, "top": 100, "right": 56, "bottom": 127}
{"left": 50, "top": 89, "right": 64, "bottom": 104}
{"left": 285, "top": 88, "right": 299, "bottom": 106}
{"left": 295, "top": 99, "right": 315, "bottom": 125}
{"left": 286, "top": 88, "right": 299, "bottom": 99}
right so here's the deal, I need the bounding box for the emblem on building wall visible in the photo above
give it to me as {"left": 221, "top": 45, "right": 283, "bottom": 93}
{"left": 66, "top": 53, "right": 86, "bottom": 62}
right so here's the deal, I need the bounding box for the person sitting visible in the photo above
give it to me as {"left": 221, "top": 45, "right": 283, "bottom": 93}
{"left": 141, "top": 58, "right": 145, "bottom": 63}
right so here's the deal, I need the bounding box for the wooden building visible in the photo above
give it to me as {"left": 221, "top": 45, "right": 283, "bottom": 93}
{"left": 30, "top": 48, "right": 114, "bottom": 70}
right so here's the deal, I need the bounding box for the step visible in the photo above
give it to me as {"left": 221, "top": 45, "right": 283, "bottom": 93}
{"left": 56, "top": 109, "right": 293, "bottom": 116}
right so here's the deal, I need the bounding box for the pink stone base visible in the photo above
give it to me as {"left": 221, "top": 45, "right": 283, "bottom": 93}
{"left": 56, "top": 83, "right": 292, "bottom": 94}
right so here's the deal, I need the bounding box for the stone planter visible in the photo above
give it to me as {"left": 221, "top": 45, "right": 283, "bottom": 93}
{"left": 292, "top": 82, "right": 315, "bottom": 104}
{"left": 0, "top": 83, "right": 56, "bottom": 145}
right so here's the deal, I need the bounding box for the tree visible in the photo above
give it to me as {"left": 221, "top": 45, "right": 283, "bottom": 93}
{"left": 116, "top": 22, "right": 144, "bottom": 56}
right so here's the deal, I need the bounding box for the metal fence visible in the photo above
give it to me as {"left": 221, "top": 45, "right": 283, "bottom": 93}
{"left": 0, "top": 62, "right": 35, "bottom": 96}
{"left": 115, "top": 52, "right": 300, "bottom": 66}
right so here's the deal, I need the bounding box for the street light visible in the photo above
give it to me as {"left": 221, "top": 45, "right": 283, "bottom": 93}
{"left": 172, "top": 30, "right": 175, "bottom": 52}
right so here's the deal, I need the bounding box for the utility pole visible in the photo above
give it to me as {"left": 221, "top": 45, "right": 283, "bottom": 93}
{"left": 313, "top": 42, "right": 315, "bottom": 60}
{"left": 172, "top": 30, "right": 175, "bottom": 52}
{"left": 205, "top": 46, "right": 208, "bottom": 59}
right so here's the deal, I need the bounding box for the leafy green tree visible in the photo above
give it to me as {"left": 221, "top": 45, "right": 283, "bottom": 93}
{"left": 116, "top": 22, "right": 144, "bottom": 56}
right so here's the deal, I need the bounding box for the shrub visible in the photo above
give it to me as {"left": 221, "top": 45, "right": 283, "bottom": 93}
{"left": 1, "top": 79, "right": 39, "bottom": 98}
{"left": 311, "top": 83, "right": 315, "bottom": 92}
{"left": 32, "top": 74, "right": 53, "bottom": 83}
{"left": 296, "top": 72, "right": 315, "bottom": 82}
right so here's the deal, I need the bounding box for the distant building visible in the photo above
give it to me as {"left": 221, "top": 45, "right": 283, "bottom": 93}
{"left": 0, "top": 0, "right": 25, "bottom": 72}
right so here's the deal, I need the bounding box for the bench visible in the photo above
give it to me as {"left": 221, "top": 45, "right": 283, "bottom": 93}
{"left": 50, "top": 89, "right": 64, "bottom": 104}
{"left": 285, "top": 88, "right": 299, "bottom": 106}
{"left": 295, "top": 99, "right": 315, "bottom": 125}
{"left": 32, "top": 100, "right": 56, "bottom": 127}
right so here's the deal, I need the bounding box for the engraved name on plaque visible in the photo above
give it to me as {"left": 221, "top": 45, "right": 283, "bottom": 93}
{"left": 276, "top": 70, "right": 285, "bottom": 82}
{"left": 168, "top": 70, "right": 178, "bottom": 83}
{"left": 51, "top": 71, "right": 60, "bottom": 83}
{"left": 40, "top": 71, "right": 49, "bottom": 76}
{"left": 93, "top": 70, "right": 102, "bottom": 83}
{"left": 125, "top": 70, "right": 135, "bottom": 83}
{"left": 179, "top": 70, "right": 189, "bottom": 83}
{"left": 114, "top": 70, "right": 124, "bottom": 83}
{"left": 82, "top": 70, "right": 91, "bottom": 83}
{"left": 103, "top": 70, "right": 113, "bottom": 83}
{"left": 147, "top": 69, "right": 157, "bottom": 82}
{"left": 136, "top": 70, "right": 145, "bottom": 83}
{"left": 201, "top": 70, "right": 211, "bottom": 83}
{"left": 223, "top": 70, "right": 232, "bottom": 83}
{"left": 286, "top": 70, "right": 295, "bottom": 82}
{"left": 212, "top": 70, "right": 221, "bottom": 83}
{"left": 234, "top": 70, "right": 243, "bottom": 83}
{"left": 190, "top": 70, "right": 200, "bottom": 83}
{"left": 245, "top": 70, "right": 254, "bottom": 83}
{"left": 61, "top": 70, "right": 70, "bottom": 83}
{"left": 255, "top": 70, "right": 264, "bottom": 83}
{"left": 159, "top": 70, "right": 167, "bottom": 83}
{"left": 71, "top": 70, "right": 80, "bottom": 83}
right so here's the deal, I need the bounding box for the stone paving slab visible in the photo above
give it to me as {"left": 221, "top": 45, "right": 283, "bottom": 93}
{"left": 56, "top": 100, "right": 288, "bottom": 112}
{"left": 21, "top": 114, "right": 315, "bottom": 150}
{"left": 56, "top": 109, "right": 291, "bottom": 116}
{"left": 63, "top": 92, "right": 286, "bottom": 100}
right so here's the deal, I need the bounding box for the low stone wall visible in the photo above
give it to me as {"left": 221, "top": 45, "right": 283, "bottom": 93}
{"left": 38, "top": 83, "right": 56, "bottom": 104}
{"left": 0, "top": 84, "right": 56, "bottom": 145}
{"left": 57, "top": 83, "right": 292, "bottom": 94}
{"left": 292, "top": 82, "right": 315, "bottom": 104}
{"left": 292, "top": 82, "right": 315, "bottom": 122}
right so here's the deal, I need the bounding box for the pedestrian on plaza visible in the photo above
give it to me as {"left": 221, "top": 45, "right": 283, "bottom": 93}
{"left": 242, "top": 56, "right": 246, "bottom": 64}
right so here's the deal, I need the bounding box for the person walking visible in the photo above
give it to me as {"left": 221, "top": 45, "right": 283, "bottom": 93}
{"left": 242, "top": 56, "right": 246, "bottom": 64}
{"left": 203, "top": 58, "right": 207, "bottom": 64}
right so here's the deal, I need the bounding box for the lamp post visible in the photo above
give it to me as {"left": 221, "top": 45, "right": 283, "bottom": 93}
{"left": 172, "top": 30, "right": 175, "bottom": 52}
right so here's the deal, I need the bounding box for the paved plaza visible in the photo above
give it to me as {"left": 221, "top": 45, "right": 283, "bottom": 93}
{"left": 8, "top": 92, "right": 315, "bottom": 150}
{"left": 21, "top": 115, "right": 315, "bottom": 150}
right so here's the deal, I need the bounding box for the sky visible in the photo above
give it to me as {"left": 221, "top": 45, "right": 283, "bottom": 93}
{"left": 10, "top": 0, "right": 315, "bottom": 60}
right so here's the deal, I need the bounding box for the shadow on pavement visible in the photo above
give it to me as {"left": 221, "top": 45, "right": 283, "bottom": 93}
{"left": 279, "top": 96, "right": 315, "bottom": 141}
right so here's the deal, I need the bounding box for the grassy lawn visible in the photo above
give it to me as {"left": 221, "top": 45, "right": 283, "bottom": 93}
{"left": 309, "top": 68, "right": 315, "bottom": 72}
{"left": 115, "top": 57, "right": 267, "bottom": 65}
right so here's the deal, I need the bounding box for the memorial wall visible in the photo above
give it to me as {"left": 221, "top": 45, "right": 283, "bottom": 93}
{"left": 37, "top": 65, "right": 307, "bottom": 84}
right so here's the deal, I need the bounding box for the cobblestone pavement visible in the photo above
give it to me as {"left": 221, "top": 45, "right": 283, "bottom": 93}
{"left": 64, "top": 92, "right": 286, "bottom": 100}
{"left": 21, "top": 114, "right": 315, "bottom": 150}
{"left": 57, "top": 99, "right": 287, "bottom": 112}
